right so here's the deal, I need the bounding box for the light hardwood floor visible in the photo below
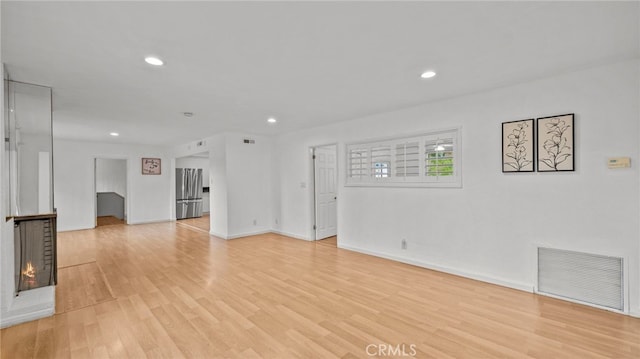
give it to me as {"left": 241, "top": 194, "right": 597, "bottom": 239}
{"left": 176, "top": 214, "right": 210, "bottom": 233}
{"left": 2, "top": 222, "right": 639, "bottom": 358}
{"left": 96, "top": 216, "right": 125, "bottom": 227}
{"left": 316, "top": 236, "right": 337, "bottom": 248}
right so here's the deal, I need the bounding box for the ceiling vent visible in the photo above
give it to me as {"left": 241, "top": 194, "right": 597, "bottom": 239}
{"left": 243, "top": 139, "right": 255, "bottom": 144}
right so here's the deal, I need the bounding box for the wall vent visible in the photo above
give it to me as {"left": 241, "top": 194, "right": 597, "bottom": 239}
{"left": 537, "top": 247, "right": 623, "bottom": 311}
{"left": 243, "top": 139, "right": 255, "bottom": 144}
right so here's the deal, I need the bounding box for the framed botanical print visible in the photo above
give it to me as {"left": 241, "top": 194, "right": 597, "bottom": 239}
{"left": 142, "top": 158, "right": 161, "bottom": 175}
{"left": 502, "top": 119, "right": 535, "bottom": 172}
{"left": 537, "top": 114, "right": 574, "bottom": 172}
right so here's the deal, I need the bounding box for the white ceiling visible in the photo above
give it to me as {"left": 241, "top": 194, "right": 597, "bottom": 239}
{"left": 2, "top": 1, "right": 638, "bottom": 146}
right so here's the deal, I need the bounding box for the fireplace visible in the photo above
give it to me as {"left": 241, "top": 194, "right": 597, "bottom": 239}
{"left": 14, "top": 214, "right": 57, "bottom": 294}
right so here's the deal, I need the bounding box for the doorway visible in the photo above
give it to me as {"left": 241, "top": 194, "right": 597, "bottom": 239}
{"left": 312, "top": 144, "right": 338, "bottom": 243}
{"left": 175, "top": 152, "right": 210, "bottom": 232}
{"left": 94, "top": 158, "right": 127, "bottom": 227}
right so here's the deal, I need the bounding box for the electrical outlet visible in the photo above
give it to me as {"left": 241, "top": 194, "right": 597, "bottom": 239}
{"left": 253, "top": 219, "right": 257, "bottom": 226}
{"left": 275, "top": 218, "right": 279, "bottom": 225}
{"left": 401, "top": 239, "right": 407, "bottom": 250}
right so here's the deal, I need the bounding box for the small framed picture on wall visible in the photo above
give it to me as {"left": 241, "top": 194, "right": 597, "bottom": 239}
{"left": 537, "top": 113, "right": 574, "bottom": 172}
{"left": 142, "top": 158, "right": 161, "bottom": 175}
{"left": 502, "top": 119, "right": 535, "bottom": 172}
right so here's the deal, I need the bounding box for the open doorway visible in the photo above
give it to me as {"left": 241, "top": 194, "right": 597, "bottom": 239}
{"left": 175, "top": 152, "right": 210, "bottom": 232}
{"left": 94, "top": 158, "right": 127, "bottom": 227}
{"left": 312, "top": 144, "right": 338, "bottom": 245}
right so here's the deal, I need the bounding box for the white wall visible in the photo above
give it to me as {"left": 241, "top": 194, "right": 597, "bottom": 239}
{"left": 208, "top": 137, "right": 227, "bottom": 234}
{"left": 95, "top": 158, "right": 126, "bottom": 197}
{"left": 273, "top": 59, "right": 640, "bottom": 315}
{"left": 225, "top": 133, "right": 272, "bottom": 238}
{"left": 54, "top": 140, "right": 171, "bottom": 231}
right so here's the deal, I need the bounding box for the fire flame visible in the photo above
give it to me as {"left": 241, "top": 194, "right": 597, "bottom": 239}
{"left": 23, "top": 262, "right": 36, "bottom": 278}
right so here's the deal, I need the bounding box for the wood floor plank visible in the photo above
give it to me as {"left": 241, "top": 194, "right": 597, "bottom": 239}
{"left": 96, "top": 216, "right": 125, "bottom": 227}
{"left": 2, "top": 221, "right": 640, "bottom": 358}
{"left": 56, "top": 230, "right": 97, "bottom": 268}
{"left": 175, "top": 214, "right": 210, "bottom": 233}
{"left": 55, "top": 263, "right": 116, "bottom": 314}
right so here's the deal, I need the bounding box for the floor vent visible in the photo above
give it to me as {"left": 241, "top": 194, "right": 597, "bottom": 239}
{"left": 537, "top": 247, "right": 623, "bottom": 311}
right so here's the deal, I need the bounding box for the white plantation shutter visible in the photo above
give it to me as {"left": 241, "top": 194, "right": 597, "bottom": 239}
{"left": 348, "top": 148, "right": 368, "bottom": 180}
{"left": 346, "top": 128, "right": 461, "bottom": 187}
{"left": 371, "top": 145, "right": 392, "bottom": 179}
{"left": 424, "top": 135, "right": 456, "bottom": 182}
{"left": 395, "top": 141, "right": 420, "bottom": 179}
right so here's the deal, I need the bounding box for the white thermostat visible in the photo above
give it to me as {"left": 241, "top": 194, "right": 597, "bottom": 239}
{"left": 607, "top": 157, "right": 631, "bottom": 169}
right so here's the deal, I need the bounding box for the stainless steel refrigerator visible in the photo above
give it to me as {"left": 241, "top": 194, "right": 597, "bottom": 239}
{"left": 176, "top": 168, "right": 203, "bottom": 219}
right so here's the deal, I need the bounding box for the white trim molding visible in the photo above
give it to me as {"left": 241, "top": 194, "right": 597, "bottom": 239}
{"left": 338, "top": 243, "right": 533, "bottom": 293}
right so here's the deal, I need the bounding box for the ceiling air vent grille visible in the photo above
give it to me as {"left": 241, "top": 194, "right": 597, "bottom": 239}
{"left": 537, "top": 247, "right": 623, "bottom": 311}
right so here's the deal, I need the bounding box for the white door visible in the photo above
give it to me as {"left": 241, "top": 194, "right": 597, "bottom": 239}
{"left": 314, "top": 146, "right": 337, "bottom": 240}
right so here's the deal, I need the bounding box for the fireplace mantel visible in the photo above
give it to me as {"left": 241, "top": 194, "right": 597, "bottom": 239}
{"left": 12, "top": 213, "right": 57, "bottom": 222}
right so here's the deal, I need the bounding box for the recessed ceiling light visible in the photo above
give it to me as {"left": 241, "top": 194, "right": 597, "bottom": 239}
{"left": 183, "top": 112, "right": 194, "bottom": 117}
{"left": 110, "top": 132, "right": 119, "bottom": 137}
{"left": 421, "top": 70, "right": 436, "bottom": 79}
{"left": 267, "top": 117, "right": 277, "bottom": 124}
{"left": 144, "top": 56, "right": 164, "bottom": 66}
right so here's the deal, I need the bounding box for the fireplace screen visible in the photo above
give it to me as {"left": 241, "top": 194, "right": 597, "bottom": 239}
{"left": 14, "top": 215, "right": 57, "bottom": 294}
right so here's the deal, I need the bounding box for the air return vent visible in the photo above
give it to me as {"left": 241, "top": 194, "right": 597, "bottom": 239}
{"left": 537, "top": 247, "right": 623, "bottom": 311}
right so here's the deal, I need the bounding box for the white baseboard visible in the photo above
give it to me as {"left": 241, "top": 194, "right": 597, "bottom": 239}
{"left": 630, "top": 310, "right": 640, "bottom": 318}
{"left": 209, "top": 229, "right": 270, "bottom": 240}
{"left": 0, "top": 307, "right": 54, "bottom": 329}
{"left": 534, "top": 290, "right": 629, "bottom": 315}
{"left": 270, "top": 230, "right": 312, "bottom": 241}
{"left": 338, "top": 243, "right": 533, "bottom": 293}
{"left": 227, "top": 229, "right": 271, "bottom": 240}
{"left": 209, "top": 230, "right": 311, "bottom": 241}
